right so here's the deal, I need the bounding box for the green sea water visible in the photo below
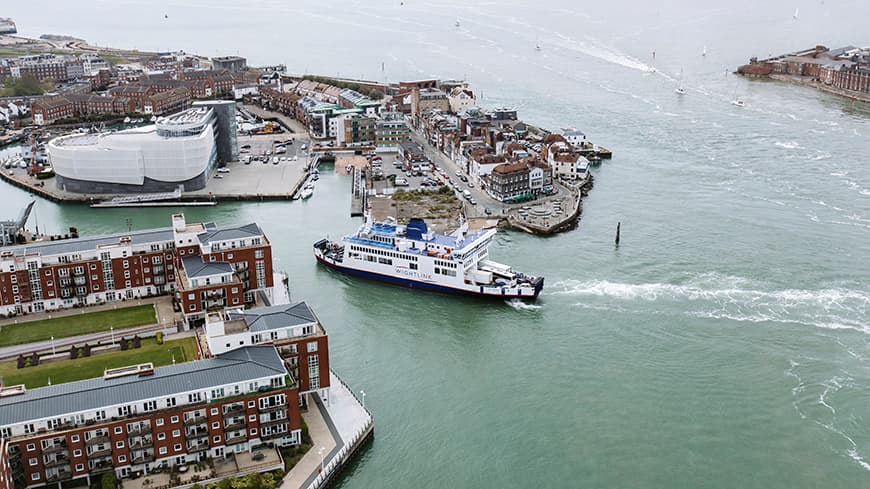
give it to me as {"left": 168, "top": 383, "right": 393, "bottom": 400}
{"left": 4, "top": 0, "right": 870, "bottom": 486}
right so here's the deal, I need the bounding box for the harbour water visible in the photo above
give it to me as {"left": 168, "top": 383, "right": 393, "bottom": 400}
{"left": 5, "top": 0, "right": 870, "bottom": 486}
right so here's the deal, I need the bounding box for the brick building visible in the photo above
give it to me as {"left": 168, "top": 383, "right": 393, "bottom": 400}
{"left": 30, "top": 98, "right": 74, "bottom": 126}
{"left": 0, "top": 214, "right": 274, "bottom": 326}
{"left": 0, "top": 346, "right": 299, "bottom": 488}
{"left": 144, "top": 87, "right": 192, "bottom": 115}
{"left": 203, "top": 301, "right": 332, "bottom": 398}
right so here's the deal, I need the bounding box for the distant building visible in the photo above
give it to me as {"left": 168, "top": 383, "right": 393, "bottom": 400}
{"left": 447, "top": 84, "right": 475, "bottom": 114}
{"left": 410, "top": 88, "right": 449, "bottom": 117}
{"left": 212, "top": 56, "right": 247, "bottom": 72}
{"left": 374, "top": 117, "right": 409, "bottom": 149}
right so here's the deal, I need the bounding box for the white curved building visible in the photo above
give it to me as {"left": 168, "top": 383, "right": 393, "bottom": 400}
{"left": 48, "top": 107, "right": 219, "bottom": 193}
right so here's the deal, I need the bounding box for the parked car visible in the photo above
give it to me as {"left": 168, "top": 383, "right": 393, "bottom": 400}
{"left": 395, "top": 177, "right": 409, "bottom": 186}
{"left": 217, "top": 168, "right": 231, "bottom": 174}
{"left": 214, "top": 174, "right": 224, "bottom": 179}
{"left": 460, "top": 175, "right": 468, "bottom": 183}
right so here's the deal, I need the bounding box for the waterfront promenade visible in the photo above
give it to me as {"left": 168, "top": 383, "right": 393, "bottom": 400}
{"left": 281, "top": 372, "right": 374, "bottom": 489}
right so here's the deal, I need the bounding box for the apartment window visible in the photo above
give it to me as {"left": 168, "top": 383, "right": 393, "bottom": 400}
{"left": 210, "top": 408, "right": 218, "bottom": 416}
{"left": 170, "top": 415, "right": 179, "bottom": 423}
{"left": 307, "top": 341, "right": 318, "bottom": 352}
{"left": 255, "top": 250, "right": 264, "bottom": 259}
{"left": 89, "top": 264, "right": 97, "bottom": 271}
{"left": 165, "top": 397, "right": 177, "bottom": 408}
{"left": 212, "top": 422, "right": 219, "bottom": 430}
{"left": 144, "top": 400, "right": 157, "bottom": 411}
{"left": 114, "top": 427, "right": 123, "bottom": 434}
{"left": 248, "top": 414, "right": 256, "bottom": 422}
{"left": 31, "top": 473, "right": 39, "bottom": 481}
{"left": 123, "top": 261, "right": 129, "bottom": 269}
{"left": 75, "top": 464, "right": 84, "bottom": 471}
{"left": 172, "top": 429, "right": 180, "bottom": 438}
{"left": 71, "top": 434, "right": 79, "bottom": 442}
{"left": 124, "top": 271, "right": 130, "bottom": 279}
{"left": 155, "top": 418, "right": 164, "bottom": 426}
{"left": 157, "top": 433, "right": 166, "bottom": 441}
{"left": 118, "top": 455, "right": 126, "bottom": 463}
{"left": 159, "top": 447, "right": 167, "bottom": 455}
{"left": 28, "top": 458, "right": 38, "bottom": 466}
{"left": 116, "top": 441, "right": 124, "bottom": 449}
{"left": 174, "top": 444, "right": 182, "bottom": 452}
{"left": 74, "top": 449, "right": 82, "bottom": 457}
{"left": 213, "top": 436, "right": 221, "bottom": 444}
{"left": 248, "top": 400, "right": 255, "bottom": 408}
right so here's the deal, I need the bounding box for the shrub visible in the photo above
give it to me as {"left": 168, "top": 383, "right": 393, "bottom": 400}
{"left": 155, "top": 331, "right": 164, "bottom": 345}
{"left": 101, "top": 471, "right": 118, "bottom": 489}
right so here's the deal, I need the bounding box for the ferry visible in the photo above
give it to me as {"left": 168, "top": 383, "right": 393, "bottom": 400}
{"left": 314, "top": 218, "right": 544, "bottom": 299}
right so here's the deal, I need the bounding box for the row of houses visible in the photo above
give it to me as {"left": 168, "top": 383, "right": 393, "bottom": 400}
{"left": 30, "top": 87, "right": 191, "bottom": 125}
{"left": 0, "top": 53, "right": 109, "bottom": 83}
{"left": 738, "top": 45, "right": 870, "bottom": 94}
{"left": 413, "top": 88, "right": 592, "bottom": 202}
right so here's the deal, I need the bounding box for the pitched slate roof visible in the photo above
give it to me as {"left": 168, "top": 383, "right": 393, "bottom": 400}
{"left": 227, "top": 302, "right": 316, "bottom": 332}
{"left": 196, "top": 222, "right": 262, "bottom": 246}
{"left": 0, "top": 346, "right": 286, "bottom": 426}
{"left": 181, "top": 255, "right": 233, "bottom": 278}
{"left": 1, "top": 227, "right": 174, "bottom": 258}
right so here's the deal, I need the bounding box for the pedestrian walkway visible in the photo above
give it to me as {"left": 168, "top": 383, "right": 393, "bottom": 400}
{"left": 279, "top": 394, "right": 338, "bottom": 489}
{"left": 0, "top": 296, "right": 175, "bottom": 327}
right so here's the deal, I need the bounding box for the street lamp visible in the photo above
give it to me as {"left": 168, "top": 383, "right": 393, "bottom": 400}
{"left": 110, "top": 326, "right": 115, "bottom": 346}
{"left": 318, "top": 447, "right": 326, "bottom": 474}
{"left": 360, "top": 390, "right": 366, "bottom": 409}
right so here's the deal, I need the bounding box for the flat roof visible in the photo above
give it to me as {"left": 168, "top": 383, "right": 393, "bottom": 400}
{"left": 226, "top": 301, "right": 318, "bottom": 333}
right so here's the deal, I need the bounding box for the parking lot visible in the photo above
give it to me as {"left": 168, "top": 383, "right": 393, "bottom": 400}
{"left": 187, "top": 133, "right": 313, "bottom": 198}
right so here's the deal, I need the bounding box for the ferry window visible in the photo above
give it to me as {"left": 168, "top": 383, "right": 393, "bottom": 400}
{"left": 410, "top": 264, "right": 418, "bottom": 270}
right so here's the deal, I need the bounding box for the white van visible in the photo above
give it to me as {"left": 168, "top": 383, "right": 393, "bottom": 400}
{"left": 462, "top": 190, "right": 472, "bottom": 199}
{"left": 395, "top": 177, "right": 409, "bottom": 186}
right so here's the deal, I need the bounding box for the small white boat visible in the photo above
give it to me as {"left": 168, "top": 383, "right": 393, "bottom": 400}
{"left": 793, "top": 8, "right": 799, "bottom": 19}
{"left": 675, "top": 68, "right": 686, "bottom": 95}
{"left": 731, "top": 98, "right": 745, "bottom": 107}
{"left": 123, "top": 117, "right": 131, "bottom": 124}
{"left": 455, "top": 20, "right": 460, "bottom": 27}
{"left": 300, "top": 185, "right": 314, "bottom": 200}
{"left": 702, "top": 46, "right": 707, "bottom": 57}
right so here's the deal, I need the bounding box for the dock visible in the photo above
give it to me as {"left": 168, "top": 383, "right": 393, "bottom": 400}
{"left": 350, "top": 166, "right": 365, "bottom": 217}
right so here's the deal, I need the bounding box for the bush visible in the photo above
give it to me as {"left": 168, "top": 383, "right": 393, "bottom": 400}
{"left": 101, "top": 471, "right": 118, "bottom": 489}
{"left": 155, "top": 331, "right": 164, "bottom": 345}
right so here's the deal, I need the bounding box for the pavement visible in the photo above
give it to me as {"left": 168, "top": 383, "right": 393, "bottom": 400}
{"left": 280, "top": 372, "right": 373, "bottom": 489}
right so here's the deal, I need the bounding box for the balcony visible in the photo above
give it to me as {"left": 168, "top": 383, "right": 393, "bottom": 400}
{"left": 45, "top": 470, "right": 71, "bottom": 483}
{"left": 128, "top": 436, "right": 153, "bottom": 449}
{"left": 73, "top": 268, "right": 85, "bottom": 276}
{"left": 75, "top": 288, "right": 88, "bottom": 297}
{"left": 127, "top": 425, "right": 152, "bottom": 436}
{"left": 183, "top": 415, "right": 207, "bottom": 426}
{"left": 222, "top": 403, "right": 245, "bottom": 415}
{"left": 185, "top": 425, "right": 208, "bottom": 438}
{"left": 73, "top": 277, "right": 87, "bottom": 286}
{"left": 44, "top": 455, "right": 69, "bottom": 468}
{"left": 85, "top": 434, "right": 109, "bottom": 445}
{"left": 131, "top": 450, "right": 155, "bottom": 464}
{"left": 260, "top": 417, "right": 287, "bottom": 428}
{"left": 42, "top": 442, "right": 68, "bottom": 454}
{"left": 87, "top": 447, "right": 112, "bottom": 459}
{"left": 186, "top": 442, "right": 209, "bottom": 453}
{"left": 224, "top": 419, "right": 245, "bottom": 431}
{"left": 259, "top": 403, "right": 285, "bottom": 413}
{"left": 89, "top": 458, "right": 113, "bottom": 473}
{"left": 225, "top": 434, "right": 246, "bottom": 445}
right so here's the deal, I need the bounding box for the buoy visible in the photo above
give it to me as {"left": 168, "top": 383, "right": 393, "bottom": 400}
{"left": 615, "top": 222, "right": 621, "bottom": 245}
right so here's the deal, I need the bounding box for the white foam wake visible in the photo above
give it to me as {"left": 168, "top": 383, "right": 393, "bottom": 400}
{"left": 550, "top": 277, "right": 870, "bottom": 333}
{"left": 505, "top": 299, "right": 542, "bottom": 311}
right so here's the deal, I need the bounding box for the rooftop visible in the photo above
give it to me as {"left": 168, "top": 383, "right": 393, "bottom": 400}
{"left": 0, "top": 346, "right": 286, "bottom": 427}
{"left": 181, "top": 255, "right": 234, "bottom": 278}
{"left": 197, "top": 222, "right": 264, "bottom": 245}
{"left": 226, "top": 301, "right": 319, "bottom": 333}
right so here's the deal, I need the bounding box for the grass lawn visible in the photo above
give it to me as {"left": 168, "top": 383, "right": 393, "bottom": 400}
{"left": 0, "top": 304, "right": 156, "bottom": 347}
{"left": 0, "top": 336, "right": 198, "bottom": 388}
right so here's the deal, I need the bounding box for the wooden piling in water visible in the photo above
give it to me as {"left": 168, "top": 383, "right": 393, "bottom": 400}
{"left": 615, "top": 222, "right": 621, "bottom": 245}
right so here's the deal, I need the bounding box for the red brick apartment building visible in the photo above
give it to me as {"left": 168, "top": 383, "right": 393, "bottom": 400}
{"left": 0, "top": 214, "right": 274, "bottom": 327}
{"left": 0, "top": 346, "right": 299, "bottom": 489}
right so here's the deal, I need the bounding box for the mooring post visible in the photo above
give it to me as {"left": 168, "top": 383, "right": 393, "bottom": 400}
{"left": 615, "top": 221, "right": 621, "bottom": 245}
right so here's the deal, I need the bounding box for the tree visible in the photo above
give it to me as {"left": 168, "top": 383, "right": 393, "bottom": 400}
{"left": 0, "top": 73, "right": 47, "bottom": 97}
{"left": 101, "top": 471, "right": 118, "bottom": 489}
